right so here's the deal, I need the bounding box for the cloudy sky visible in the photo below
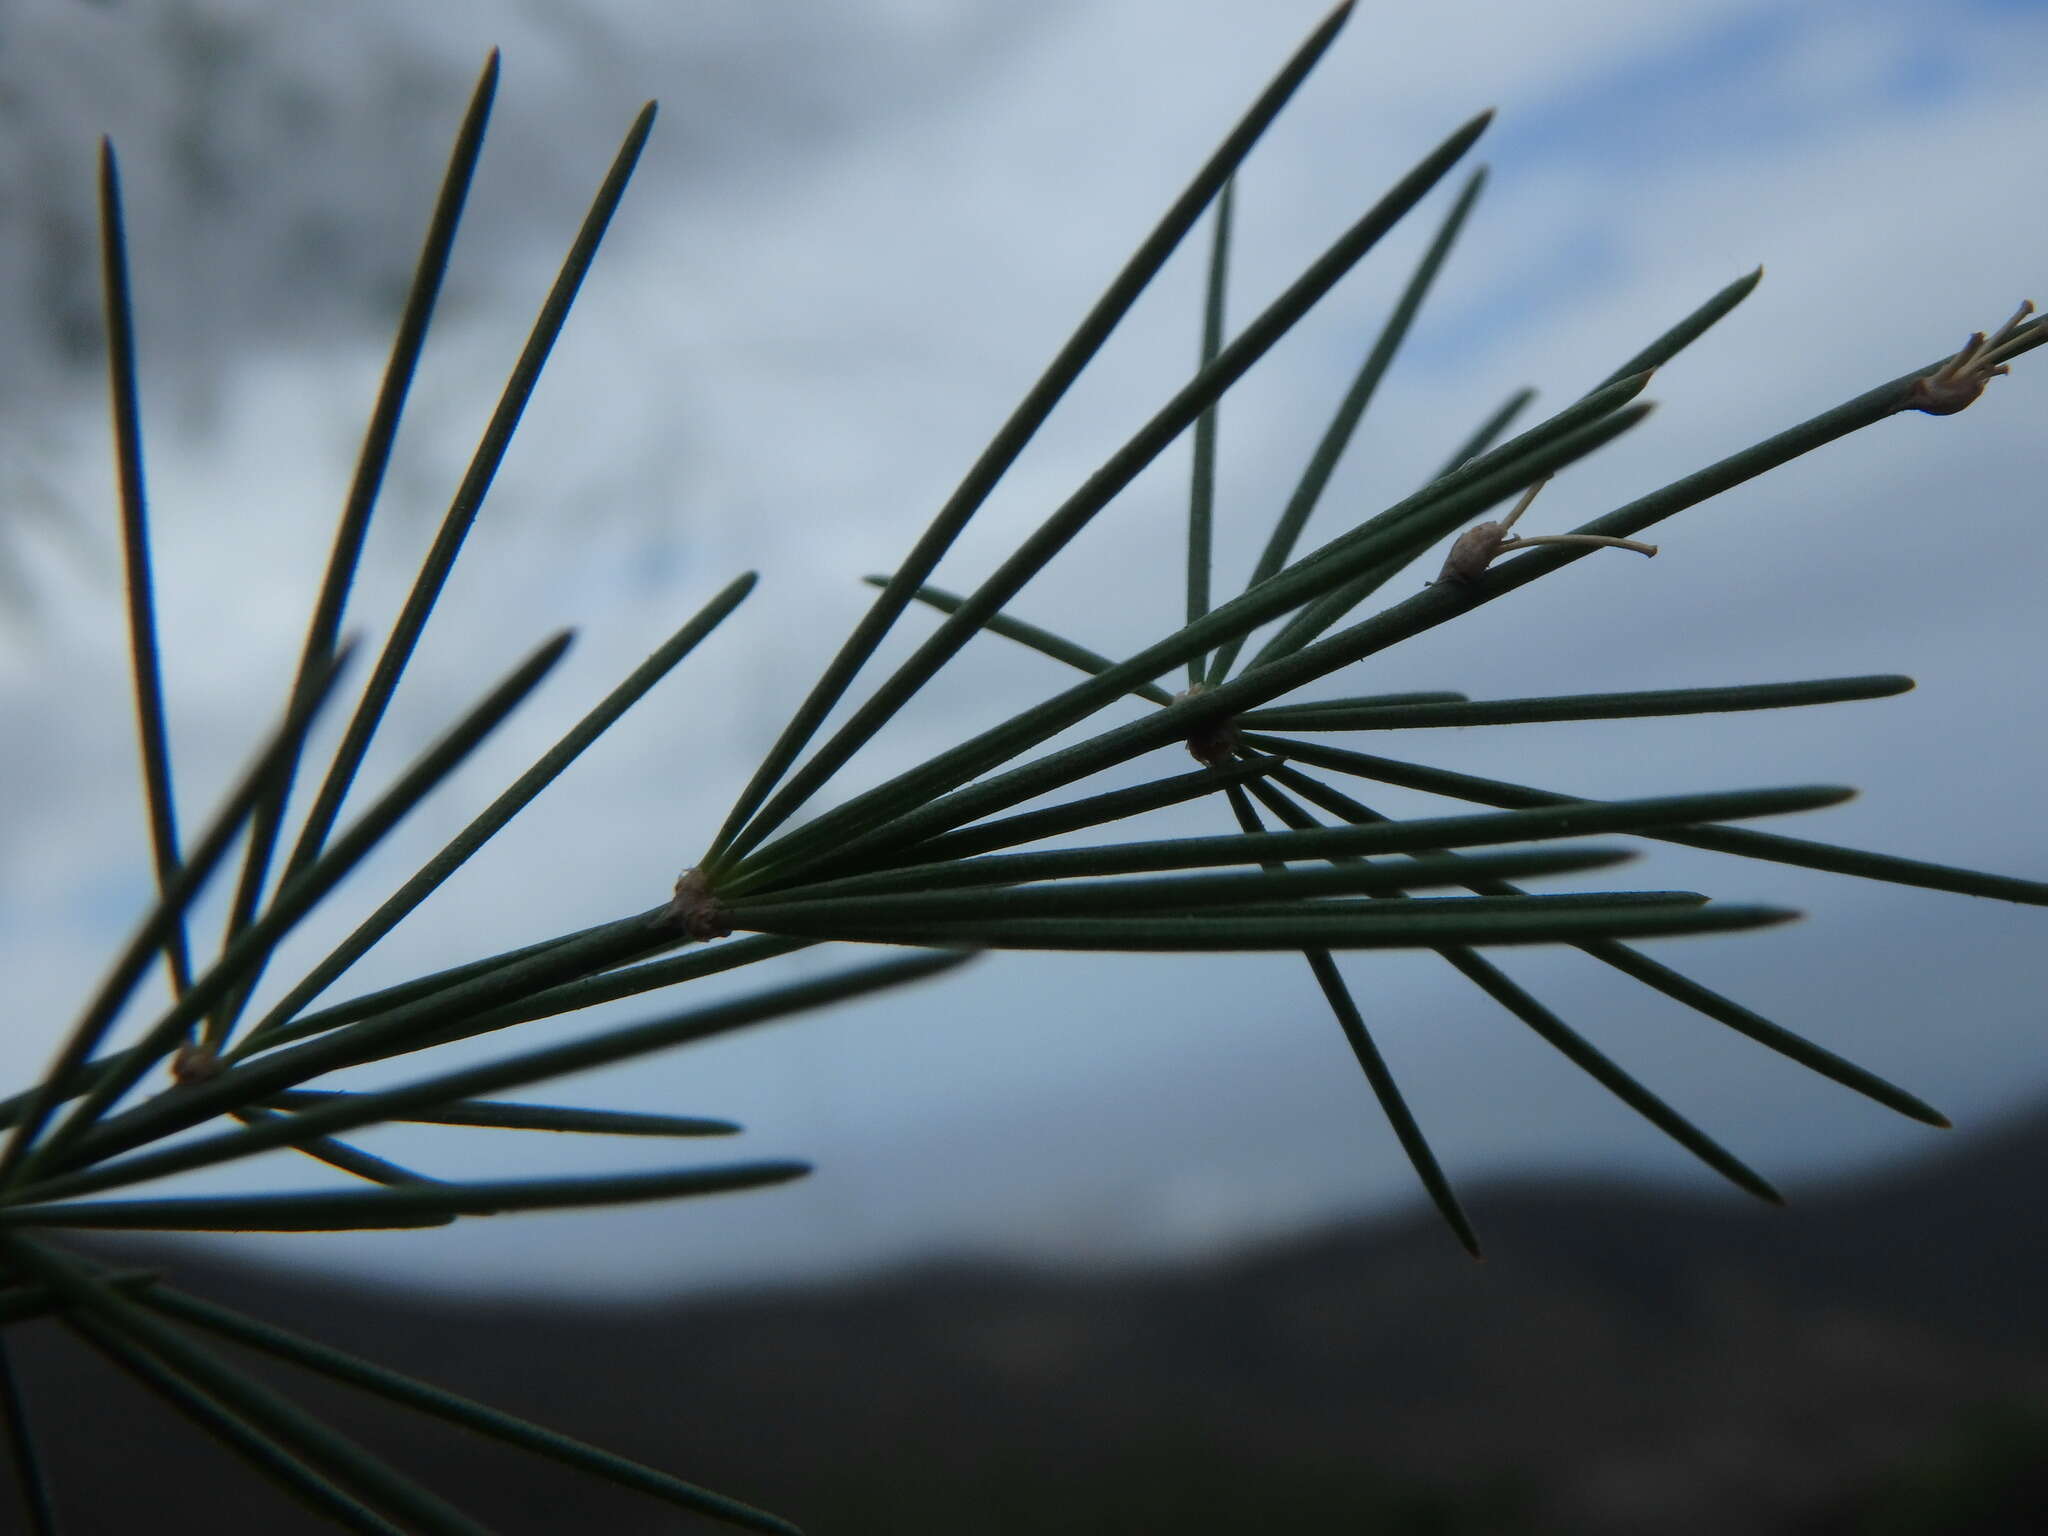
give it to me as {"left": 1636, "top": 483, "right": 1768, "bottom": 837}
{"left": 0, "top": 0, "right": 2043, "bottom": 1295}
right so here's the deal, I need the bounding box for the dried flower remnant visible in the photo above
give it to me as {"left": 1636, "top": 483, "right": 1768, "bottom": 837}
{"left": 1434, "top": 477, "right": 1658, "bottom": 586}
{"left": 1906, "top": 300, "right": 2036, "bottom": 415}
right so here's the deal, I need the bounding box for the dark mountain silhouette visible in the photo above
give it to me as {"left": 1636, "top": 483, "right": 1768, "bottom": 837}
{"left": 5, "top": 1102, "right": 2043, "bottom": 1533}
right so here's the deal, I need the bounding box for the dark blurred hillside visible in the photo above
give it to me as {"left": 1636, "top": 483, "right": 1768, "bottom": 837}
{"left": 5, "top": 1103, "right": 2044, "bottom": 1534}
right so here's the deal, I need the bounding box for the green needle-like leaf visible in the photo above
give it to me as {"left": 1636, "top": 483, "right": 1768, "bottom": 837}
{"left": 0, "top": 1270, "right": 157, "bottom": 1328}
{"left": 720, "top": 107, "right": 1493, "bottom": 867}
{"left": 251, "top": 933, "right": 813, "bottom": 1074}
{"left": 1254, "top": 381, "right": 1532, "bottom": 669}
{"left": 1240, "top": 554, "right": 1395, "bottom": 673}
{"left": 747, "top": 784, "right": 1843, "bottom": 897}
{"left": 727, "top": 875, "right": 1685, "bottom": 931}
{"left": 756, "top": 845, "right": 1632, "bottom": 906}
{"left": 1267, "top": 762, "right": 1950, "bottom": 1127}
{"left": 731, "top": 902, "right": 1789, "bottom": 953}
{"left": 1432, "top": 387, "right": 1536, "bottom": 478}
{"left": 1245, "top": 373, "right": 1532, "bottom": 675}
{"left": 232, "top": 1107, "right": 437, "bottom": 1189}
{"left": 1423, "top": 317, "right": 2048, "bottom": 621}
{"left": 136, "top": 1285, "right": 802, "bottom": 1536}
{"left": 1238, "top": 692, "right": 1470, "bottom": 721}
{"left": 1187, "top": 176, "right": 1234, "bottom": 683}
{"left": 1205, "top": 164, "right": 1487, "bottom": 686}
{"left": 1434, "top": 946, "right": 1782, "bottom": 1203}
{"left": 887, "top": 577, "right": 1464, "bottom": 746}
{"left": 896, "top": 759, "right": 1278, "bottom": 865}
{"left": 27, "top": 951, "right": 971, "bottom": 1204}
{"left": 1249, "top": 735, "right": 2048, "bottom": 905}
{"left": 262, "top": 1091, "right": 740, "bottom": 1138}
{"left": 871, "top": 577, "right": 1174, "bottom": 706}
{"left": 0, "top": 646, "right": 355, "bottom": 1184}
{"left": 53, "top": 905, "right": 682, "bottom": 1180}
{"left": 239, "top": 915, "right": 636, "bottom": 1055}
{"left": 7, "top": 1239, "right": 490, "bottom": 1535}
{"left": 1237, "top": 674, "right": 1913, "bottom": 731}
{"left": 1306, "top": 945, "right": 1478, "bottom": 1254}
{"left": 730, "top": 385, "right": 1653, "bottom": 885}
{"left": 1235, "top": 758, "right": 1358, "bottom": 844}
{"left": 1596, "top": 265, "right": 1764, "bottom": 389}
{"left": 276, "top": 102, "right": 657, "bottom": 897}
{"left": 704, "top": 4, "right": 1358, "bottom": 869}
{"left": 0, "top": 915, "right": 645, "bottom": 1134}
{"left": 765, "top": 382, "right": 1645, "bottom": 884}
{"left": 99, "top": 141, "right": 191, "bottom": 1002}
{"left": 1171, "top": 897, "right": 1712, "bottom": 921}
{"left": 1569, "top": 938, "right": 1950, "bottom": 1127}
{"left": 1224, "top": 785, "right": 1480, "bottom": 1256}
{"left": 58, "top": 1302, "right": 407, "bottom": 1536}
{"left": 243, "top": 573, "right": 756, "bottom": 1043}
{"left": 2, "top": 1162, "right": 810, "bottom": 1232}
{"left": 1250, "top": 266, "right": 1769, "bottom": 669}
{"left": 216, "top": 53, "right": 500, "bottom": 992}
{"left": 1247, "top": 767, "right": 1784, "bottom": 1200}
{"left": 29, "top": 633, "right": 576, "bottom": 1170}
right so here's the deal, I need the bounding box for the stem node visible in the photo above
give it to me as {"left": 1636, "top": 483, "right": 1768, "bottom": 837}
{"left": 1174, "top": 683, "right": 1241, "bottom": 766}
{"left": 660, "top": 868, "right": 732, "bottom": 943}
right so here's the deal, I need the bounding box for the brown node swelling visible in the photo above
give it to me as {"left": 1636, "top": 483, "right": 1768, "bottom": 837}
{"left": 1174, "top": 683, "right": 1241, "bottom": 766}
{"left": 661, "top": 867, "right": 732, "bottom": 943}
{"left": 169, "top": 1041, "right": 224, "bottom": 1086}
{"left": 1907, "top": 300, "right": 2035, "bottom": 416}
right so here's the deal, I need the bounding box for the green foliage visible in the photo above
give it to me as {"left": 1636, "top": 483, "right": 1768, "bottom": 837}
{"left": 2, "top": 9, "right": 2042, "bottom": 1530}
